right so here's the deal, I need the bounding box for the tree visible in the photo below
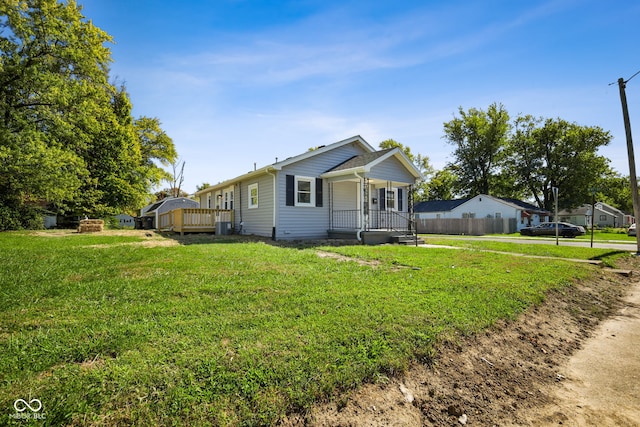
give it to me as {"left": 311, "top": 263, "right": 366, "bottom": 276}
{"left": 378, "top": 139, "right": 433, "bottom": 201}
{"left": 0, "top": 0, "right": 177, "bottom": 228}
{"left": 135, "top": 116, "right": 177, "bottom": 188}
{"left": 425, "top": 167, "right": 458, "bottom": 200}
{"left": 196, "top": 182, "right": 211, "bottom": 192}
{"left": 595, "top": 170, "right": 633, "bottom": 214}
{"left": 508, "top": 116, "right": 611, "bottom": 211}
{"left": 0, "top": 0, "right": 113, "bottom": 227}
{"left": 167, "top": 159, "right": 185, "bottom": 198}
{"left": 443, "top": 103, "right": 510, "bottom": 197}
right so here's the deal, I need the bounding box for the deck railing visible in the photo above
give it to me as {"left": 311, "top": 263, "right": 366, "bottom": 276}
{"left": 158, "top": 208, "right": 233, "bottom": 234}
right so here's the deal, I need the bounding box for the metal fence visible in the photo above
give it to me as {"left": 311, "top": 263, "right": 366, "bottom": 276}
{"left": 331, "top": 209, "right": 411, "bottom": 231}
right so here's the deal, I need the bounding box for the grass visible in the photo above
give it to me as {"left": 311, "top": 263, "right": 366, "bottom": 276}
{"left": 422, "top": 236, "right": 631, "bottom": 266}
{"left": 0, "top": 231, "right": 624, "bottom": 426}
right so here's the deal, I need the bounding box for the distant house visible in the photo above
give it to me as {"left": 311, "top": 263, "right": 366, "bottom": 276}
{"left": 415, "top": 195, "right": 550, "bottom": 234}
{"left": 559, "top": 202, "right": 629, "bottom": 228}
{"left": 139, "top": 197, "right": 198, "bottom": 229}
{"left": 195, "top": 135, "right": 423, "bottom": 242}
{"left": 115, "top": 214, "right": 135, "bottom": 228}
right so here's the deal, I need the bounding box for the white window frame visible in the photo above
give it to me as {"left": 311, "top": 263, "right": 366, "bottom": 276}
{"left": 295, "top": 176, "right": 315, "bottom": 207}
{"left": 495, "top": 212, "right": 502, "bottom": 219}
{"left": 248, "top": 183, "right": 258, "bottom": 209}
{"left": 385, "top": 188, "right": 398, "bottom": 211}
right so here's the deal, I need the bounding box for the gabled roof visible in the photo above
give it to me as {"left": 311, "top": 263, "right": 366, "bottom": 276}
{"left": 560, "top": 202, "right": 625, "bottom": 216}
{"left": 325, "top": 148, "right": 395, "bottom": 172}
{"left": 414, "top": 199, "right": 470, "bottom": 213}
{"left": 142, "top": 197, "right": 197, "bottom": 215}
{"left": 273, "top": 135, "right": 375, "bottom": 170}
{"left": 415, "top": 195, "right": 550, "bottom": 214}
{"left": 195, "top": 135, "right": 375, "bottom": 195}
{"left": 321, "top": 147, "right": 423, "bottom": 180}
{"left": 498, "top": 197, "right": 549, "bottom": 214}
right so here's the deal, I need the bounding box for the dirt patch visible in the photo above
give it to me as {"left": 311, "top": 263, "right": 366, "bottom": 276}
{"left": 283, "top": 257, "right": 640, "bottom": 426}
{"left": 316, "top": 250, "right": 382, "bottom": 267}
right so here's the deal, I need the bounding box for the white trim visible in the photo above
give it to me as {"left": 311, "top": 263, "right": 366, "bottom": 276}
{"left": 248, "top": 183, "right": 259, "bottom": 209}
{"left": 194, "top": 136, "right": 375, "bottom": 197}
{"left": 294, "top": 176, "right": 315, "bottom": 207}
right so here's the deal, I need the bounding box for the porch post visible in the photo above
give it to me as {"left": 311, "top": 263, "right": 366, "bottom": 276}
{"left": 362, "top": 177, "right": 369, "bottom": 232}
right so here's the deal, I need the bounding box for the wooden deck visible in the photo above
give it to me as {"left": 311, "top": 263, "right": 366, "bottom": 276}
{"left": 158, "top": 208, "right": 233, "bottom": 235}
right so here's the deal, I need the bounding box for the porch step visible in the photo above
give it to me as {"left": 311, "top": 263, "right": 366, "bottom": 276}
{"left": 392, "top": 234, "right": 425, "bottom": 245}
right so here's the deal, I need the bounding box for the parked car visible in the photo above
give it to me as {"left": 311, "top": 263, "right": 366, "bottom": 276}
{"left": 520, "top": 222, "right": 586, "bottom": 238}
{"left": 628, "top": 223, "right": 636, "bottom": 236}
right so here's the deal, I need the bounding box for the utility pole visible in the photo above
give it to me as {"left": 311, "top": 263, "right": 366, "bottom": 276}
{"left": 553, "top": 187, "right": 559, "bottom": 246}
{"left": 618, "top": 77, "right": 640, "bottom": 255}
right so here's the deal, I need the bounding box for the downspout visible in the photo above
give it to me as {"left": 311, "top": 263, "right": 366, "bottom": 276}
{"left": 354, "top": 171, "right": 366, "bottom": 242}
{"left": 266, "top": 168, "right": 277, "bottom": 240}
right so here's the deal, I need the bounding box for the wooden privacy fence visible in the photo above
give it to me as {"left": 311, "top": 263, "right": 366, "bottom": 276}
{"left": 416, "top": 218, "right": 517, "bottom": 235}
{"left": 158, "top": 208, "right": 233, "bottom": 234}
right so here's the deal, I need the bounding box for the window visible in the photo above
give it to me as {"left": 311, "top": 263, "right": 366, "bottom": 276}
{"left": 207, "top": 194, "right": 211, "bottom": 209}
{"left": 248, "top": 183, "right": 258, "bottom": 209}
{"left": 599, "top": 214, "right": 607, "bottom": 221}
{"left": 223, "top": 188, "right": 234, "bottom": 210}
{"left": 295, "top": 176, "right": 315, "bottom": 207}
{"left": 286, "top": 175, "right": 323, "bottom": 207}
{"left": 386, "top": 189, "right": 396, "bottom": 210}
{"left": 495, "top": 212, "right": 502, "bottom": 219}
{"left": 378, "top": 187, "right": 402, "bottom": 211}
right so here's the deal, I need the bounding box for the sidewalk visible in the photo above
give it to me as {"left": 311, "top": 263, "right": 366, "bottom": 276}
{"left": 528, "top": 281, "right": 640, "bottom": 426}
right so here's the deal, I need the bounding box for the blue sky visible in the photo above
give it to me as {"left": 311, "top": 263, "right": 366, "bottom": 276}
{"left": 80, "top": 0, "right": 640, "bottom": 194}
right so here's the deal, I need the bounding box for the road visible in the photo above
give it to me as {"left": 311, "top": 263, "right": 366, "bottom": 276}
{"left": 430, "top": 235, "right": 640, "bottom": 252}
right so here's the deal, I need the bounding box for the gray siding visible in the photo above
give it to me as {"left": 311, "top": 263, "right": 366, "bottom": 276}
{"left": 333, "top": 181, "right": 358, "bottom": 210}
{"left": 369, "top": 156, "right": 416, "bottom": 184}
{"left": 276, "top": 142, "right": 368, "bottom": 240}
{"left": 238, "top": 174, "right": 274, "bottom": 238}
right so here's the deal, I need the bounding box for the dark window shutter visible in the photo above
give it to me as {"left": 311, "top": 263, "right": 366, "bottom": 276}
{"left": 398, "top": 189, "right": 403, "bottom": 211}
{"left": 379, "top": 188, "right": 386, "bottom": 210}
{"left": 286, "top": 175, "right": 295, "bottom": 206}
{"left": 315, "top": 178, "right": 323, "bottom": 207}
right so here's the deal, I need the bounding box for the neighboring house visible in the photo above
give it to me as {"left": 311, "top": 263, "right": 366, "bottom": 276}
{"left": 115, "top": 214, "right": 135, "bottom": 227}
{"left": 140, "top": 197, "right": 198, "bottom": 229}
{"left": 415, "top": 195, "right": 551, "bottom": 233}
{"left": 559, "top": 202, "right": 628, "bottom": 228}
{"left": 195, "top": 135, "right": 423, "bottom": 242}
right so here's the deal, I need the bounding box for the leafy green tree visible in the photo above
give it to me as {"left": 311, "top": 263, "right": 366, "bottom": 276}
{"left": 508, "top": 116, "right": 611, "bottom": 211}
{"left": 443, "top": 103, "right": 510, "bottom": 197}
{"left": 0, "top": 0, "right": 176, "bottom": 228}
{"left": 196, "top": 182, "right": 212, "bottom": 192}
{"left": 378, "top": 139, "right": 433, "bottom": 201}
{"left": 135, "top": 116, "right": 177, "bottom": 187}
{"left": 595, "top": 170, "right": 633, "bottom": 214}
{"left": 425, "top": 167, "right": 459, "bottom": 200}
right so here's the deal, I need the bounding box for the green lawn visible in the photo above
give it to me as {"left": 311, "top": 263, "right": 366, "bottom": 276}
{"left": 0, "top": 231, "right": 622, "bottom": 426}
{"left": 422, "top": 236, "right": 631, "bottom": 266}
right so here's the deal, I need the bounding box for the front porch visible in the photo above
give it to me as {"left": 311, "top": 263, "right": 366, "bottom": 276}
{"left": 326, "top": 180, "right": 419, "bottom": 245}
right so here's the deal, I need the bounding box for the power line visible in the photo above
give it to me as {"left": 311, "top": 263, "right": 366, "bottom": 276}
{"left": 609, "top": 69, "right": 640, "bottom": 86}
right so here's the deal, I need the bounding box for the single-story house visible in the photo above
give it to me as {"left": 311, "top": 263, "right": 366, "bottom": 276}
{"left": 139, "top": 197, "right": 198, "bottom": 229}
{"left": 415, "top": 194, "right": 551, "bottom": 233}
{"left": 195, "top": 135, "right": 423, "bottom": 242}
{"left": 559, "top": 202, "right": 629, "bottom": 228}
{"left": 115, "top": 214, "right": 135, "bottom": 228}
